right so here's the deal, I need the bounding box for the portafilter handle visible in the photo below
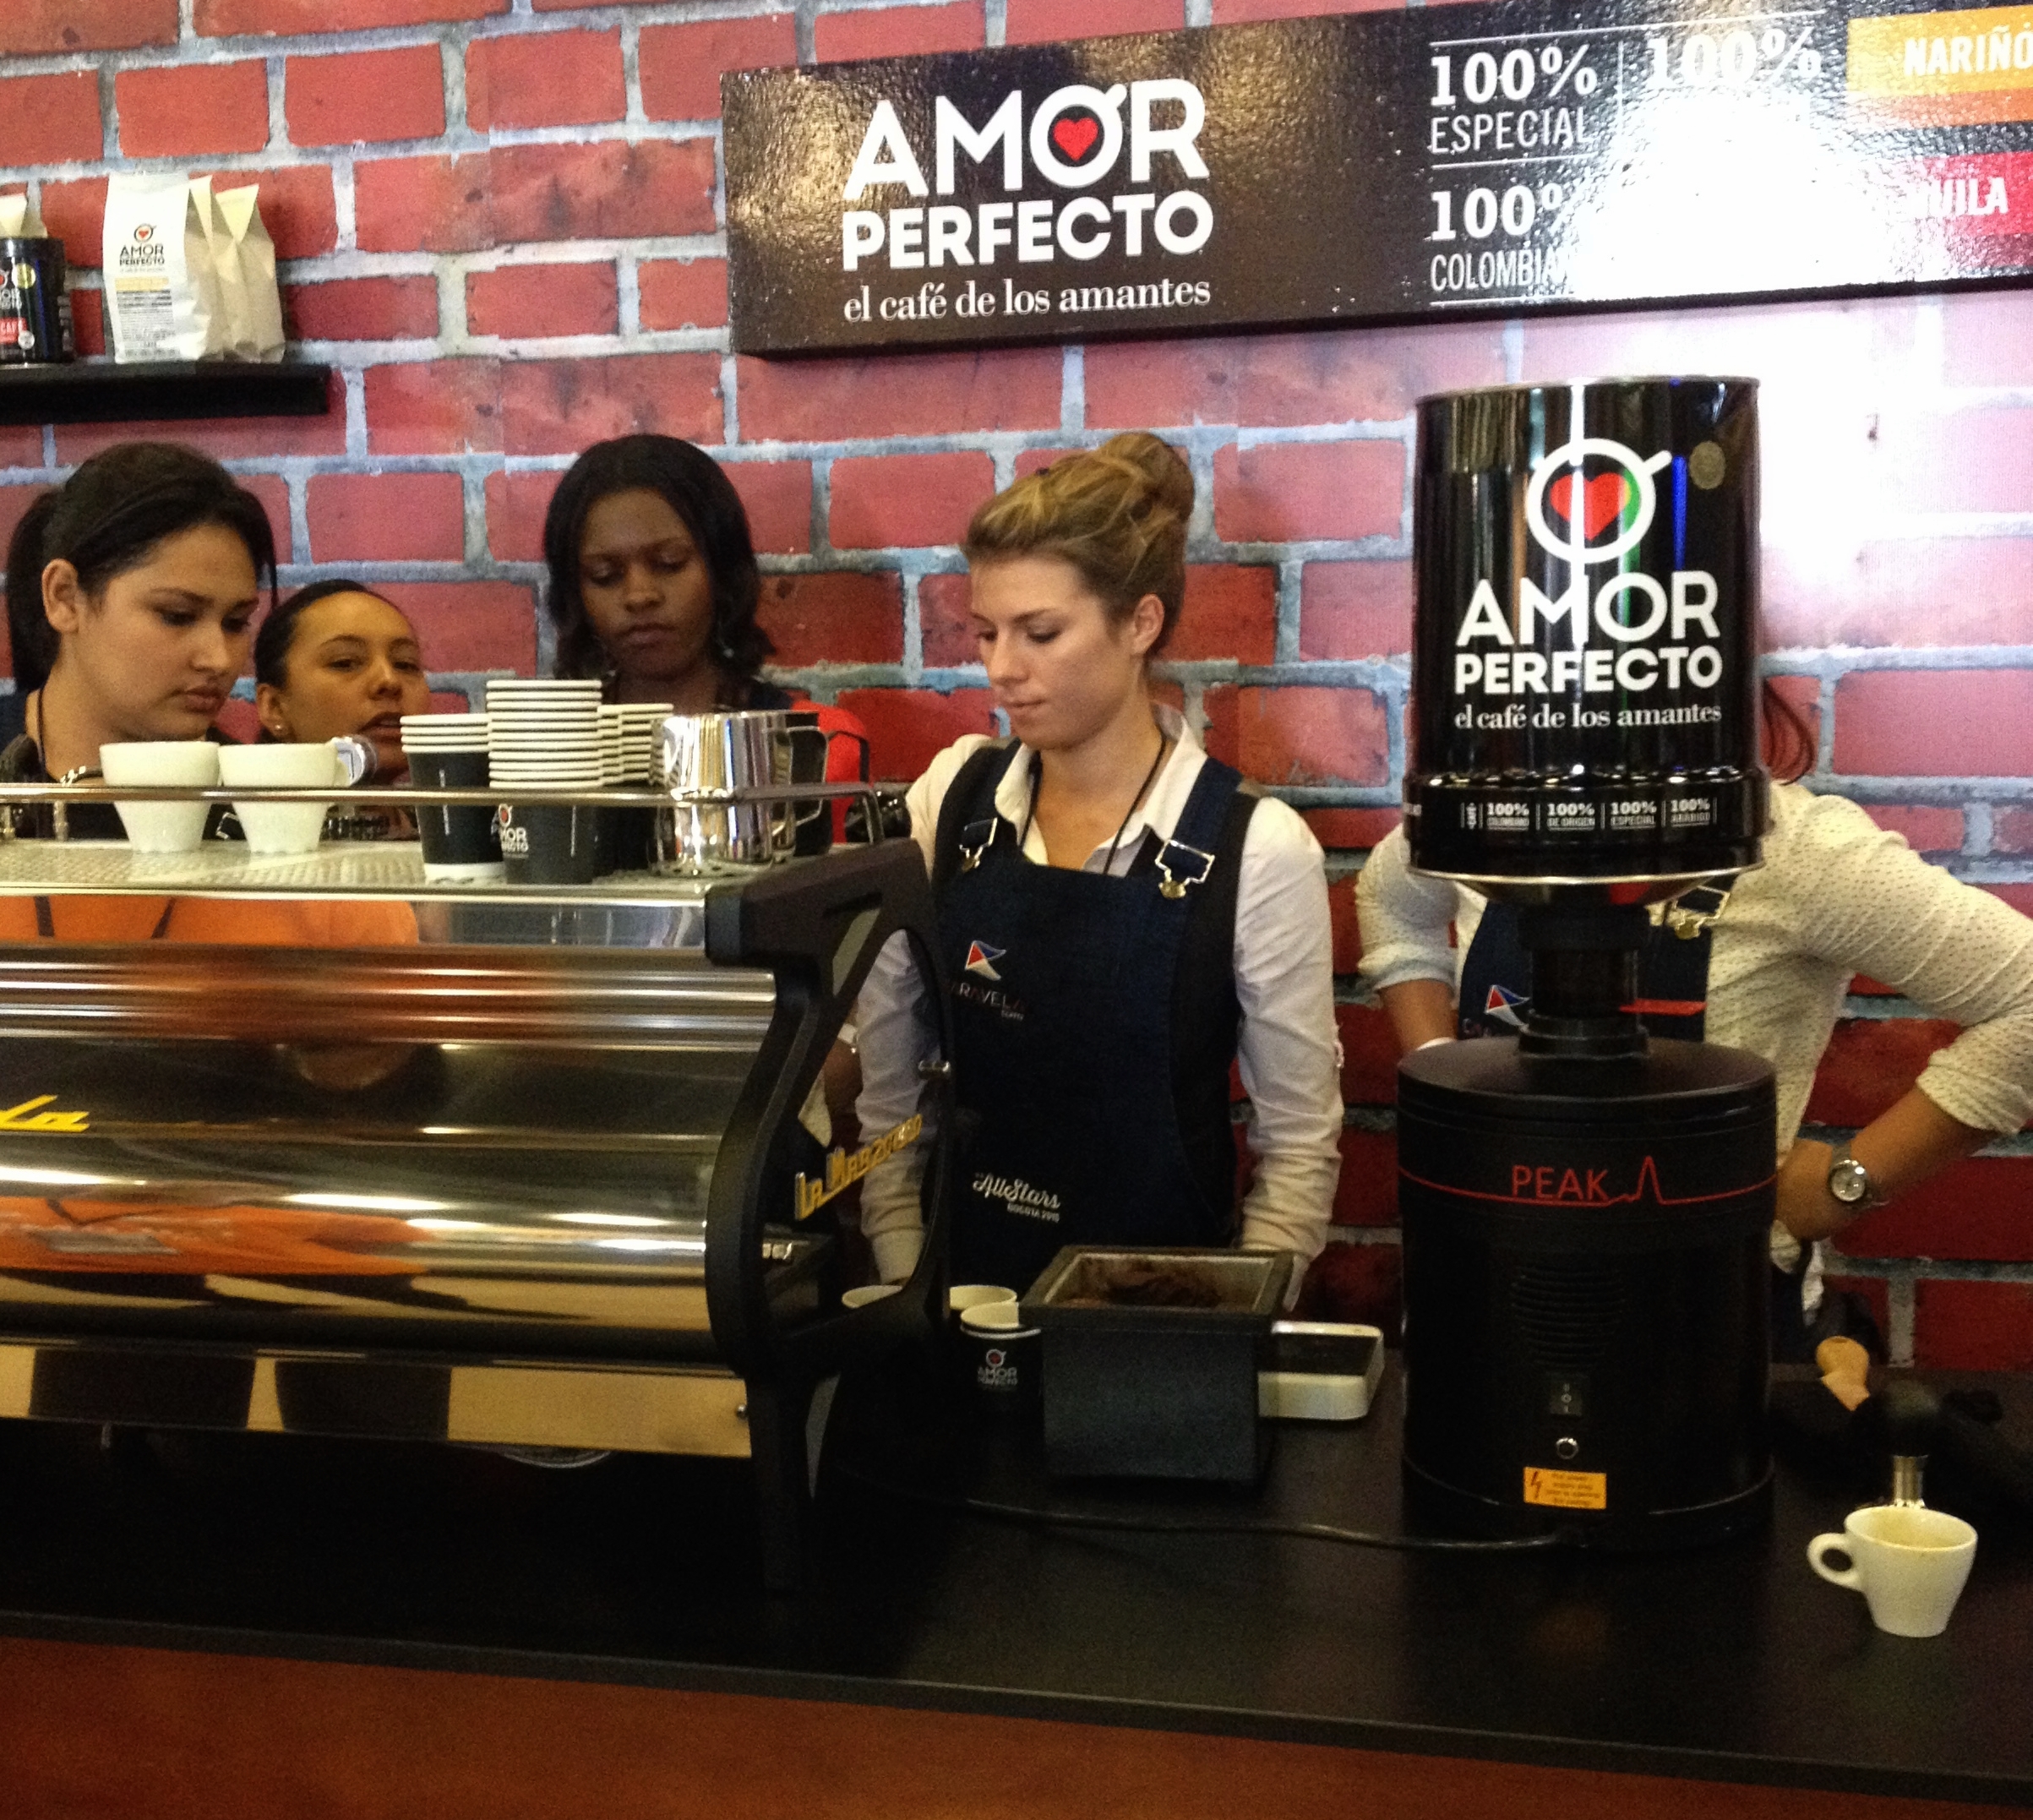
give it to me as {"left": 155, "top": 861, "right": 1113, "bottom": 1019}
{"left": 1878, "top": 1377, "right": 1942, "bottom": 1507}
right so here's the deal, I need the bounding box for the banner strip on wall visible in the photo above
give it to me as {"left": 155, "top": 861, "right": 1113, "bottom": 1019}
{"left": 723, "top": 0, "right": 2033, "bottom": 354}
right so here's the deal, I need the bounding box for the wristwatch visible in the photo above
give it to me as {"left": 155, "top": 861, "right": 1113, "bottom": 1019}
{"left": 1826, "top": 1140, "right": 1887, "bottom": 1212}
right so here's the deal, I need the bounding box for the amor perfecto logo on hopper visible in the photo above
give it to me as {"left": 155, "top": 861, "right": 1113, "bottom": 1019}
{"left": 833, "top": 79, "right": 1217, "bottom": 326}
{"left": 1452, "top": 434, "right": 1730, "bottom": 728}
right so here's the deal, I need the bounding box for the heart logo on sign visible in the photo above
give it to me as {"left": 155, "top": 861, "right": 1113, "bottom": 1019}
{"left": 1051, "top": 115, "right": 1100, "bottom": 161}
{"left": 1546, "top": 471, "right": 1629, "bottom": 541}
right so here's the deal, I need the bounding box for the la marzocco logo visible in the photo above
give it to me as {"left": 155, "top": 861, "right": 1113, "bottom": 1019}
{"left": 1453, "top": 434, "right": 1729, "bottom": 730}
{"left": 836, "top": 81, "right": 1214, "bottom": 325}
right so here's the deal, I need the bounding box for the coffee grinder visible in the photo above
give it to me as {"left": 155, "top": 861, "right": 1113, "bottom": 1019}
{"left": 1398, "top": 378, "right": 1777, "bottom": 1548}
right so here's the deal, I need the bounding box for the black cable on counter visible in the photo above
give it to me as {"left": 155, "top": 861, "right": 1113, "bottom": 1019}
{"left": 834, "top": 1460, "right": 1564, "bottom": 1553}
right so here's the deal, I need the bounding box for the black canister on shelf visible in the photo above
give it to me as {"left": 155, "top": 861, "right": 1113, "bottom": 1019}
{"left": 0, "top": 238, "right": 73, "bottom": 365}
{"left": 1409, "top": 377, "right": 1764, "bottom": 887}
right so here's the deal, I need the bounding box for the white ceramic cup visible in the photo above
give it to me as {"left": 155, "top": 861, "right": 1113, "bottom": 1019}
{"left": 841, "top": 1283, "right": 902, "bottom": 1309}
{"left": 218, "top": 741, "right": 350, "bottom": 854}
{"left": 99, "top": 740, "right": 220, "bottom": 853}
{"left": 1807, "top": 1504, "right": 1978, "bottom": 1637}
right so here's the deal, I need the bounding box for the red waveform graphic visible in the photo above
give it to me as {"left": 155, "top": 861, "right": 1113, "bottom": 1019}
{"left": 1398, "top": 1153, "right": 1774, "bottom": 1209}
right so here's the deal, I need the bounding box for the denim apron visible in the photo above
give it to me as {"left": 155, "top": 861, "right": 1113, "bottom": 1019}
{"left": 933, "top": 744, "right": 1249, "bottom": 1294}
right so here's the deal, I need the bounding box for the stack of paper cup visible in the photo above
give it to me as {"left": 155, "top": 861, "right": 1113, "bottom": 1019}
{"left": 619, "top": 702, "right": 673, "bottom": 782}
{"left": 486, "top": 678, "right": 602, "bottom": 884}
{"left": 401, "top": 712, "right": 499, "bottom": 880}
{"left": 603, "top": 702, "right": 669, "bottom": 876}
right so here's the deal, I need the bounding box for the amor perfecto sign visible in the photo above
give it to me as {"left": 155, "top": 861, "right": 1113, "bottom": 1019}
{"left": 722, "top": 0, "right": 2033, "bottom": 353}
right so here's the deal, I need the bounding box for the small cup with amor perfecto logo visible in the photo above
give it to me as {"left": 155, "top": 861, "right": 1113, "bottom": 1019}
{"left": 959, "top": 1299, "right": 1039, "bottom": 1418}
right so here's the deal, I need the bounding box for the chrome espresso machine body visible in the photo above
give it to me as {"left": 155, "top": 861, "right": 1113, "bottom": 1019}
{"left": 1398, "top": 378, "right": 1778, "bottom": 1549}
{"left": 0, "top": 816, "right": 952, "bottom": 1590}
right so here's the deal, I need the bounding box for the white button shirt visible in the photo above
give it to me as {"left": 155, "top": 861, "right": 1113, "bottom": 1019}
{"left": 854, "top": 705, "right": 1344, "bottom": 1285}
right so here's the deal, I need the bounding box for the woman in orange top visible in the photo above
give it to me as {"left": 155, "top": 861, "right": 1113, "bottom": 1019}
{"left": 1, "top": 442, "right": 412, "bottom": 946}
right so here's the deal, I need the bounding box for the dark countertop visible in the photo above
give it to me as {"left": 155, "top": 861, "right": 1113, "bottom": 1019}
{"left": 1, "top": 1359, "right": 2028, "bottom": 1807}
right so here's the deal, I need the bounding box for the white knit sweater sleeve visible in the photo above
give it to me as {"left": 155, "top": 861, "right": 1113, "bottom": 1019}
{"left": 852, "top": 735, "right": 1001, "bottom": 1283}
{"left": 1767, "top": 789, "right": 2033, "bottom": 1136}
{"left": 1354, "top": 823, "right": 1463, "bottom": 994}
{"left": 1230, "top": 797, "right": 1344, "bottom": 1267}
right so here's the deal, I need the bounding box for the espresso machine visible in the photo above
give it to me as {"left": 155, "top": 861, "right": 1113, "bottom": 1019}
{"left": 0, "top": 819, "right": 952, "bottom": 1592}
{"left": 1398, "top": 378, "right": 1777, "bottom": 1548}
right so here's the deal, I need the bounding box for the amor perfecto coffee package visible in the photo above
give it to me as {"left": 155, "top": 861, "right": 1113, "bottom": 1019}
{"left": 215, "top": 184, "right": 284, "bottom": 360}
{"left": 101, "top": 174, "right": 285, "bottom": 362}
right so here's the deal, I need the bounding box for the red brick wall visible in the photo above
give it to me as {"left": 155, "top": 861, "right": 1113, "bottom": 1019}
{"left": 3, "top": 0, "right": 2030, "bottom": 1364}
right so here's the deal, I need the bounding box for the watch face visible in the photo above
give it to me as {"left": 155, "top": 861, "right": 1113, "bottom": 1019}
{"left": 1829, "top": 1158, "right": 1869, "bottom": 1205}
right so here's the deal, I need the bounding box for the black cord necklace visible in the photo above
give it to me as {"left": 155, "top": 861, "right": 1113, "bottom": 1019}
{"left": 1021, "top": 722, "right": 1170, "bottom": 873}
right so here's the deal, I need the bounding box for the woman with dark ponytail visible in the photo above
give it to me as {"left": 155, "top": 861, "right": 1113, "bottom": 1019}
{"left": 2, "top": 442, "right": 276, "bottom": 837}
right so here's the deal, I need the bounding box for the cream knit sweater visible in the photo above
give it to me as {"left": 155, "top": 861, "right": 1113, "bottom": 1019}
{"left": 1357, "top": 782, "right": 2033, "bottom": 1159}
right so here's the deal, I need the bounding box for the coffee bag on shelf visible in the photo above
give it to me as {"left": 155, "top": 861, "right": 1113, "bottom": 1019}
{"left": 101, "top": 172, "right": 226, "bottom": 362}
{"left": 215, "top": 184, "right": 284, "bottom": 360}
{"left": 188, "top": 178, "right": 248, "bottom": 355}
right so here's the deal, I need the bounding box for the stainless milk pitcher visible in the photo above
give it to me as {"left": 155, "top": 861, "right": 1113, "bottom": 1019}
{"left": 657, "top": 711, "right": 778, "bottom": 872}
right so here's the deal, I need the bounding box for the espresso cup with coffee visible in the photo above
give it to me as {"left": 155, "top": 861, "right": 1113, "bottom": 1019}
{"left": 1807, "top": 1503, "right": 1978, "bottom": 1637}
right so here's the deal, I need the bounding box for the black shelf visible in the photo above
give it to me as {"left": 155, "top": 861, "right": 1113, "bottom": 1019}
{"left": 0, "top": 359, "right": 331, "bottom": 427}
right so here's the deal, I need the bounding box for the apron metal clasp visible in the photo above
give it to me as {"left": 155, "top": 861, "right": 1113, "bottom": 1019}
{"left": 957, "top": 817, "right": 1000, "bottom": 874}
{"left": 1661, "top": 881, "right": 1733, "bottom": 940}
{"left": 1154, "top": 837, "right": 1216, "bottom": 900}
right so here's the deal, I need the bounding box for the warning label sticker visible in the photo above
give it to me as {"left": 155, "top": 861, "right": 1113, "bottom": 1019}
{"left": 1523, "top": 1466, "right": 1607, "bottom": 1511}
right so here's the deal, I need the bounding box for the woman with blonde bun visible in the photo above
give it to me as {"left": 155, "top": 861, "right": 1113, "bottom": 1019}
{"left": 854, "top": 433, "right": 1343, "bottom": 1297}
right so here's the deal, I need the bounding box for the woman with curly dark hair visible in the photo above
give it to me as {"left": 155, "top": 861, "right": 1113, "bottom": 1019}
{"left": 542, "top": 434, "right": 788, "bottom": 710}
